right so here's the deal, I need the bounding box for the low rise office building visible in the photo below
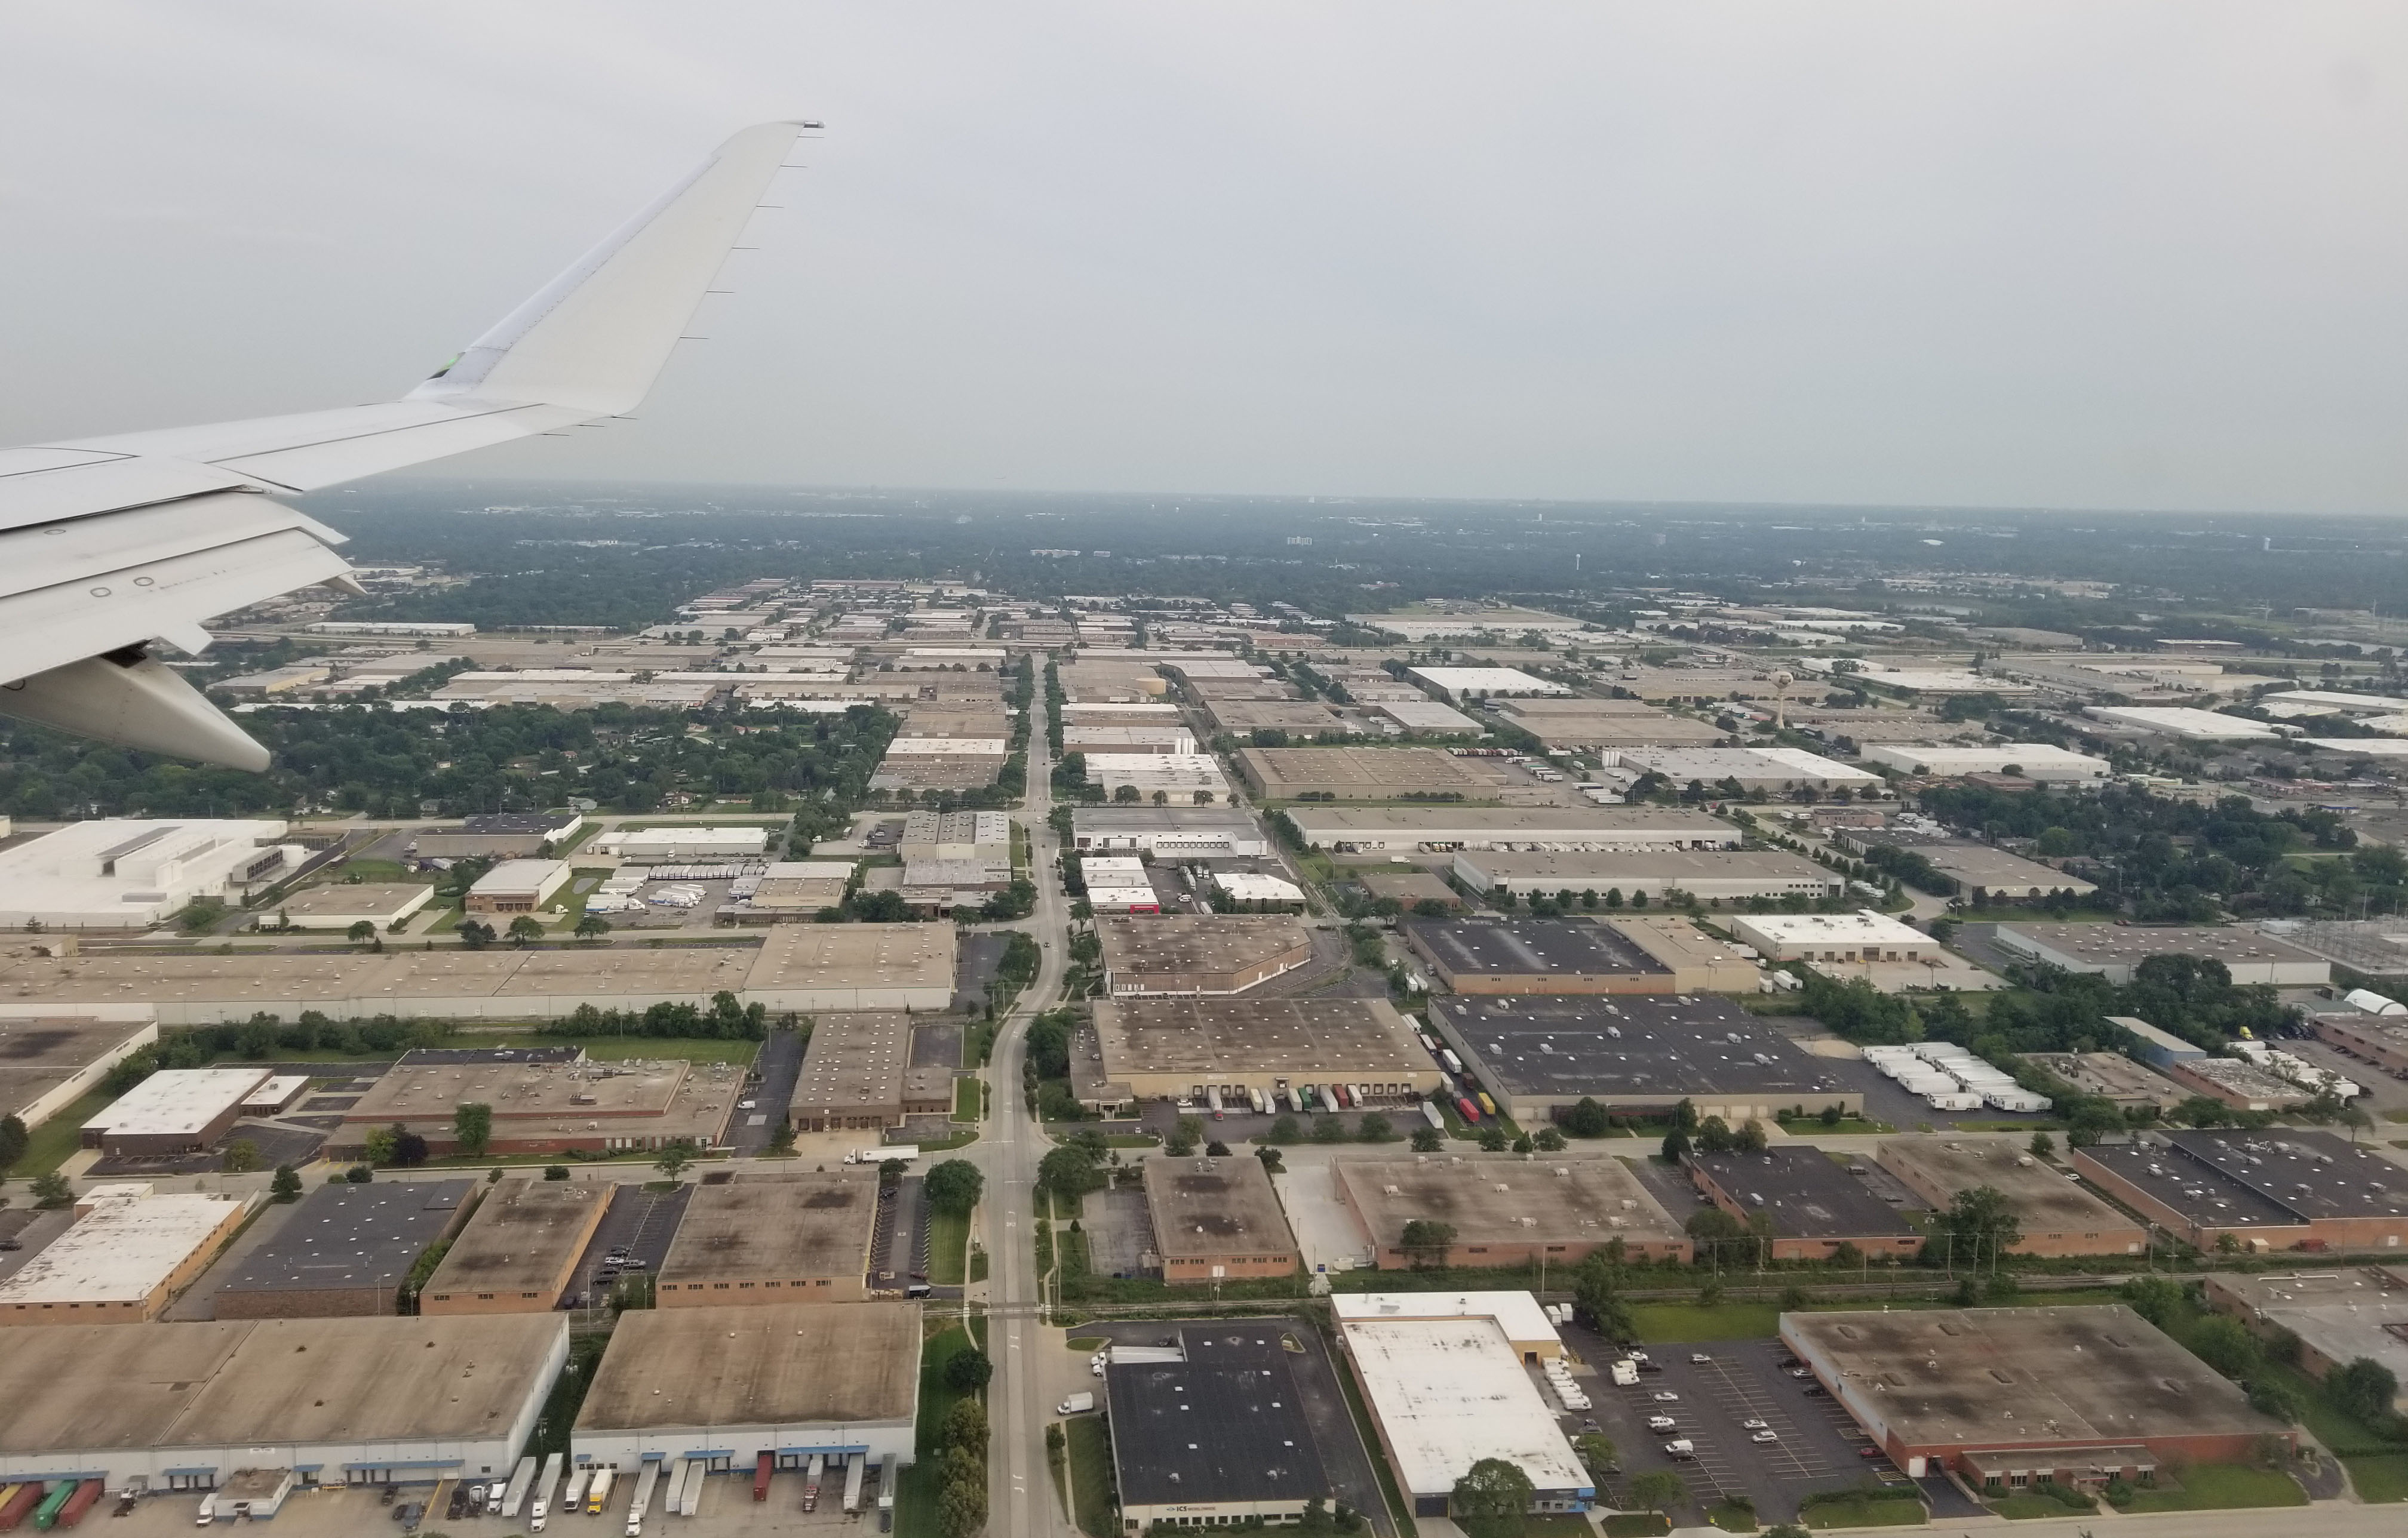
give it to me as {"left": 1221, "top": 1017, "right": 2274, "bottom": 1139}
{"left": 1335, "top": 1156, "right": 1690, "bottom": 1269}
{"left": 265, "top": 882, "right": 435, "bottom": 932}
{"left": 592, "top": 825, "right": 774, "bottom": 862}
{"left": 1426, "top": 993, "right": 1860, "bottom": 1125}
{"left": 462, "top": 858, "right": 570, "bottom": 915}
{"left": 656, "top": 1171, "right": 877, "bottom": 1305}
{"left": 213, "top": 1179, "right": 475, "bottom": 1318}
{"left": 2072, "top": 1129, "right": 2408, "bottom": 1252}
{"left": 1687, "top": 1148, "right": 1922, "bottom": 1262}
{"left": 1141, "top": 1155, "right": 1300, "bottom": 1283}
{"left": 418, "top": 1178, "right": 610, "bottom": 1315}
{"left": 1876, "top": 1136, "right": 2145, "bottom": 1257}
{"left": 573, "top": 1303, "right": 919, "bottom": 1477}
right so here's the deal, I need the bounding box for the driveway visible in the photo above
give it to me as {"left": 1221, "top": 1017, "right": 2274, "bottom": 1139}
{"left": 728, "top": 1025, "right": 803, "bottom": 1154}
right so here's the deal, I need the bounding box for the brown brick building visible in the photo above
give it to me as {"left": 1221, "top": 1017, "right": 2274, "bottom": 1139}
{"left": 212, "top": 1179, "right": 474, "bottom": 1318}
{"left": 1141, "top": 1155, "right": 1298, "bottom": 1284}
{"left": 655, "top": 1172, "right": 877, "bottom": 1304}
{"left": 2071, "top": 1130, "right": 2408, "bottom": 1254}
{"left": 1876, "top": 1136, "right": 2146, "bottom": 1258}
{"left": 419, "top": 1178, "right": 610, "bottom": 1315}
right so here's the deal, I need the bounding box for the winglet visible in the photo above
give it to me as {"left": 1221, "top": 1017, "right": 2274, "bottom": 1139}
{"left": 408, "top": 121, "right": 807, "bottom": 417}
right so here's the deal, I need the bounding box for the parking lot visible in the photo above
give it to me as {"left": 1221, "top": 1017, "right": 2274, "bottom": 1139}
{"left": 1563, "top": 1324, "right": 1917, "bottom": 1526}
{"left": 562, "top": 1181, "right": 692, "bottom": 1309}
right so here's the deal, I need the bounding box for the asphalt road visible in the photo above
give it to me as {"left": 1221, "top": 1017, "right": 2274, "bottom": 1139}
{"left": 727, "top": 1025, "right": 803, "bottom": 1154}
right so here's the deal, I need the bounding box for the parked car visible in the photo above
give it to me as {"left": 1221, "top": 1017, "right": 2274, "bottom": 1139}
{"left": 1650, "top": 1391, "right": 1679, "bottom": 1402}
{"left": 1858, "top": 1446, "right": 1886, "bottom": 1459}
{"left": 1804, "top": 1386, "right": 1830, "bottom": 1398}
{"left": 1750, "top": 1431, "right": 1779, "bottom": 1444}
{"left": 1688, "top": 1353, "right": 1713, "bottom": 1364}
{"left": 1741, "top": 1419, "right": 1768, "bottom": 1430}
{"left": 1645, "top": 1416, "right": 1677, "bottom": 1432}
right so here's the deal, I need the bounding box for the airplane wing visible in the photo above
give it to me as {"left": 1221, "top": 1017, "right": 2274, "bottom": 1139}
{"left": 0, "top": 121, "right": 807, "bottom": 770}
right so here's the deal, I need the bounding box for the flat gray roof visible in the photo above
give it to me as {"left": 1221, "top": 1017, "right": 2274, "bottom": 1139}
{"left": 1876, "top": 1136, "right": 2139, "bottom": 1233}
{"left": 1335, "top": 1156, "right": 1682, "bottom": 1248}
{"left": 1690, "top": 1149, "right": 1918, "bottom": 1241}
{"left": 1783, "top": 1305, "right": 2280, "bottom": 1450}
{"left": 422, "top": 1178, "right": 606, "bottom": 1297}
{"left": 214, "top": 1179, "right": 471, "bottom": 1294}
{"left": 1096, "top": 997, "right": 1430, "bottom": 1079}
{"left": 577, "top": 1302, "right": 918, "bottom": 1431}
{"left": 1405, "top": 918, "right": 1667, "bottom": 979}
{"left": 1142, "top": 1156, "right": 1295, "bottom": 1261}
{"left": 0, "top": 1314, "right": 563, "bottom": 1453}
{"left": 1096, "top": 915, "right": 1312, "bottom": 979}
{"left": 659, "top": 1172, "right": 877, "bottom": 1282}
{"left": 1428, "top": 994, "right": 1852, "bottom": 1103}
{"left": 1996, "top": 923, "right": 2327, "bottom": 970}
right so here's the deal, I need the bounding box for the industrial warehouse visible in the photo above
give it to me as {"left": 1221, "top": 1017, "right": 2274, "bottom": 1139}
{"left": 0, "top": 1186, "right": 252, "bottom": 1326}
{"left": 1403, "top": 916, "right": 1761, "bottom": 995}
{"left": 1236, "top": 746, "right": 1521, "bottom": 801}
{"left": 1280, "top": 805, "right": 1742, "bottom": 853}
{"left": 1334, "top": 1156, "right": 1690, "bottom": 1269}
{"left": 1424, "top": 993, "right": 1862, "bottom": 1124}
{"left": 0, "top": 922, "right": 957, "bottom": 1023}
{"left": 1332, "top": 1293, "right": 1591, "bottom": 1519}
{"left": 1782, "top": 1306, "right": 2293, "bottom": 1484}
{"left": 331, "top": 1056, "right": 744, "bottom": 1157}
{"left": 1108, "top": 1330, "right": 1334, "bottom": 1529}
{"left": 0, "top": 1007, "right": 159, "bottom": 1136}
{"left": 1875, "top": 1136, "right": 2147, "bottom": 1257}
{"left": 1096, "top": 915, "right": 1314, "bottom": 996}
{"left": 1686, "top": 1148, "right": 1923, "bottom": 1262}
{"left": 655, "top": 1171, "right": 878, "bottom": 1304}
{"left": 572, "top": 1303, "right": 920, "bottom": 1482}
{"left": 417, "top": 1178, "right": 610, "bottom": 1315}
{"left": 785, "top": 1012, "right": 954, "bottom": 1133}
{"left": 1992, "top": 924, "right": 2331, "bottom": 986}
{"left": 1140, "top": 1154, "right": 1299, "bottom": 1283}
{"left": 1449, "top": 847, "right": 1842, "bottom": 902}
{"left": 2071, "top": 1130, "right": 2408, "bottom": 1252}
{"left": 1080, "top": 997, "right": 1440, "bottom": 1111}
{"left": 211, "top": 1180, "right": 474, "bottom": 1318}
{"left": 0, "top": 1314, "right": 568, "bottom": 1494}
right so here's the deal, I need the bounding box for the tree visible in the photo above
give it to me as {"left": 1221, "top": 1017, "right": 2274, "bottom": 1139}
{"left": 1268, "top": 1114, "right": 1301, "bottom": 1145}
{"left": 1562, "top": 1097, "right": 1610, "bottom": 1137}
{"left": 454, "top": 1102, "right": 494, "bottom": 1158}
{"left": 1734, "top": 1118, "right": 1769, "bottom": 1153}
{"left": 1695, "top": 1116, "right": 1734, "bottom": 1155}
{"left": 1113, "top": 783, "right": 1142, "bottom": 804}
{"left": 1661, "top": 1127, "right": 1691, "bottom": 1161}
{"left": 1039, "top": 1143, "right": 1105, "bottom": 1198}
{"left": 345, "top": 1164, "right": 374, "bottom": 1183}
{"left": 221, "top": 1139, "right": 261, "bottom": 1174}
{"left": 1533, "top": 1127, "right": 1566, "bottom": 1152}
{"left": 925, "top": 1159, "right": 985, "bottom": 1215}
{"left": 271, "top": 1164, "right": 303, "bottom": 1202}
{"left": 1356, "top": 1112, "right": 1393, "bottom": 1143}
{"left": 2120, "top": 1275, "right": 2183, "bottom": 1328}
{"left": 653, "top": 1142, "right": 699, "bottom": 1180}
{"left": 1449, "top": 1458, "right": 1535, "bottom": 1538}
{"left": 507, "top": 915, "right": 546, "bottom": 946}
{"left": 1311, "top": 1114, "right": 1348, "bottom": 1144}
{"left": 2030, "top": 1130, "right": 2056, "bottom": 1157}
{"left": 1205, "top": 1140, "right": 1231, "bottom": 1158}
{"left": 454, "top": 918, "right": 496, "bottom": 949}
{"left": 1937, "top": 1185, "right": 2022, "bottom": 1268}
{"left": 575, "top": 912, "right": 612, "bottom": 940}
{"left": 0, "top": 1113, "right": 26, "bottom": 1176}
{"left": 1572, "top": 1433, "right": 1617, "bottom": 1482}
{"left": 347, "top": 920, "right": 376, "bottom": 943}
{"left": 944, "top": 1348, "right": 995, "bottom": 1394}
{"left": 1685, "top": 1205, "right": 1744, "bottom": 1266}
{"left": 1625, "top": 1469, "right": 1685, "bottom": 1516}
{"left": 2188, "top": 1315, "right": 2260, "bottom": 1378}
{"left": 1410, "top": 1127, "right": 1445, "bottom": 1153}
{"left": 543, "top": 1165, "right": 571, "bottom": 1181}
{"left": 30, "top": 1170, "right": 72, "bottom": 1208}
{"left": 2330, "top": 1358, "right": 2398, "bottom": 1424}
{"left": 1400, "top": 1219, "right": 1458, "bottom": 1267}
{"left": 2248, "top": 1379, "right": 2304, "bottom": 1424}
{"left": 1477, "top": 1125, "right": 1508, "bottom": 1152}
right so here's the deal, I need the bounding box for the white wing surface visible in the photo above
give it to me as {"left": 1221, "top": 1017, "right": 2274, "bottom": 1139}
{"left": 0, "top": 122, "right": 806, "bottom": 769}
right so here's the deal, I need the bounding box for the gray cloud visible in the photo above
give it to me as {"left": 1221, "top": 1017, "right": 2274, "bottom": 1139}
{"left": 1, "top": 1, "right": 2402, "bottom": 513}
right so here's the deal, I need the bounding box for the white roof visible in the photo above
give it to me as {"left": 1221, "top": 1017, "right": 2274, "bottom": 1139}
{"left": 763, "top": 861, "right": 855, "bottom": 879}
{"left": 1214, "top": 873, "right": 1304, "bottom": 902}
{"left": 883, "top": 737, "right": 1009, "bottom": 756}
{"left": 242, "top": 1074, "right": 310, "bottom": 1107}
{"left": 1337, "top": 1313, "right": 1587, "bottom": 1499}
{"left": 1733, "top": 908, "right": 1930, "bottom": 945}
{"left": 1615, "top": 746, "right": 1880, "bottom": 784}
{"left": 1372, "top": 699, "right": 1483, "bottom": 732}
{"left": 601, "top": 826, "right": 772, "bottom": 850}
{"left": 471, "top": 857, "right": 572, "bottom": 894}
{"left": 1332, "top": 1290, "right": 1561, "bottom": 1343}
{"left": 1407, "top": 666, "right": 1572, "bottom": 696}
{"left": 1859, "top": 743, "right": 2109, "bottom": 776}
{"left": 0, "top": 1191, "right": 253, "bottom": 1306}
{"left": 1082, "top": 856, "right": 1149, "bottom": 878}
{"left": 2086, "top": 706, "right": 2280, "bottom": 740}
{"left": 84, "top": 1066, "right": 272, "bottom": 1138}
{"left": 1088, "top": 885, "right": 1162, "bottom": 910}
{"left": 2260, "top": 690, "right": 2408, "bottom": 713}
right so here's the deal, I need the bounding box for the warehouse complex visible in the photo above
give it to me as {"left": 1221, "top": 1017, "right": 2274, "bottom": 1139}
{"left": 1108, "top": 1330, "right": 1334, "bottom": 1529}
{"left": 0, "top": 819, "right": 297, "bottom": 931}
{"left": 1282, "top": 805, "right": 1741, "bottom": 853}
{"left": 1334, "top": 1156, "right": 1690, "bottom": 1269}
{"left": 1141, "top": 1155, "right": 1299, "bottom": 1283}
{"left": 81, "top": 1066, "right": 272, "bottom": 1156}
{"left": 573, "top": 1303, "right": 920, "bottom": 1474}
{"left": 1069, "top": 807, "right": 1269, "bottom": 857}
{"left": 787, "top": 1013, "right": 954, "bottom": 1133}
{"left": 1083, "top": 998, "right": 1440, "bottom": 1109}
{"left": 1403, "top": 916, "right": 1759, "bottom": 995}
{"left": 1782, "top": 1306, "right": 2292, "bottom": 1484}
{"left": 2201, "top": 1271, "right": 2408, "bottom": 1412}
{"left": 656, "top": 1172, "right": 878, "bottom": 1304}
{"left": 1237, "top": 747, "right": 1520, "bottom": 801}
{"left": 2071, "top": 1130, "right": 2408, "bottom": 1252}
{"left": 0, "top": 1313, "right": 568, "bottom": 1492}
{"left": 419, "top": 1179, "right": 610, "bottom": 1315}
{"left": 212, "top": 1180, "right": 474, "bottom": 1318}
{"left": 1687, "top": 1149, "right": 1922, "bottom": 1261}
{"left": 1992, "top": 924, "right": 2330, "bottom": 986}
{"left": 0, "top": 1187, "right": 253, "bottom": 1326}
{"left": 1334, "top": 1293, "right": 1592, "bottom": 1518}
{"left": 1729, "top": 910, "right": 1936, "bottom": 964}
{"left": 1425, "top": 993, "right": 1861, "bottom": 1124}
{"left": 1096, "top": 915, "right": 1314, "bottom": 996}
{"left": 1875, "top": 1136, "right": 2146, "bottom": 1257}
{"left": 0, "top": 922, "right": 956, "bottom": 1023}
{"left": 333, "top": 1056, "right": 742, "bottom": 1157}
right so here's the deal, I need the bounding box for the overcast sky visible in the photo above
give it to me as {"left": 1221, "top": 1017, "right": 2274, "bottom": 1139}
{"left": 2, "top": 2, "right": 2403, "bottom": 515}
